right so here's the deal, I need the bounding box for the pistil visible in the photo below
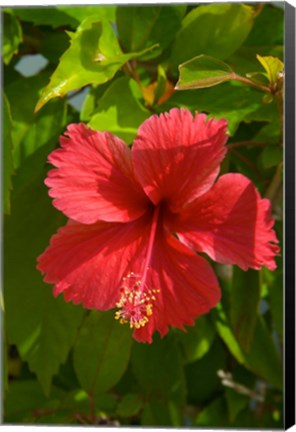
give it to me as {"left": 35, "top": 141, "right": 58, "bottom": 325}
{"left": 115, "top": 205, "right": 161, "bottom": 329}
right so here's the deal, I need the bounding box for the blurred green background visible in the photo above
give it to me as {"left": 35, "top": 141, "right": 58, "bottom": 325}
{"left": 3, "top": 2, "right": 283, "bottom": 427}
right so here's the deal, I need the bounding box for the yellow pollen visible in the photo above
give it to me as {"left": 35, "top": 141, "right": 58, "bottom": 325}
{"left": 114, "top": 272, "right": 159, "bottom": 329}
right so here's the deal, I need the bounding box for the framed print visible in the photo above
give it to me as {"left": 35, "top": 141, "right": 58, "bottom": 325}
{"left": 1, "top": 1, "right": 295, "bottom": 430}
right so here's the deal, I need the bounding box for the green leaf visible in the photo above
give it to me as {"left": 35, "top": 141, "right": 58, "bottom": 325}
{"left": 162, "top": 83, "right": 265, "bottom": 135}
{"left": 4, "top": 380, "right": 65, "bottom": 423}
{"left": 230, "top": 268, "right": 260, "bottom": 352}
{"left": 89, "top": 77, "right": 150, "bottom": 143}
{"left": 214, "top": 304, "right": 282, "bottom": 389}
{"left": 256, "top": 55, "right": 284, "bottom": 86}
{"left": 57, "top": 5, "right": 116, "bottom": 23}
{"left": 176, "top": 315, "right": 216, "bottom": 363}
{"left": 4, "top": 156, "right": 84, "bottom": 395}
{"left": 132, "top": 334, "right": 186, "bottom": 426}
{"left": 185, "top": 337, "right": 226, "bottom": 405}
{"left": 225, "top": 388, "right": 249, "bottom": 423}
{"left": 176, "top": 55, "right": 234, "bottom": 90}
{"left": 5, "top": 72, "right": 67, "bottom": 169}
{"left": 227, "top": 45, "right": 283, "bottom": 79}
{"left": 116, "top": 5, "right": 186, "bottom": 60}
{"left": 141, "top": 400, "right": 180, "bottom": 427}
{"left": 3, "top": 10, "right": 23, "bottom": 65}
{"left": 245, "top": 4, "right": 284, "bottom": 46}
{"left": 3, "top": 93, "right": 14, "bottom": 214}
{"left": 253, "top": 117, "right": 281, "bottom": 145}
{"left": 117, "top": 393, "right": 143, "bottom": 417}
{"left": 195, "top": 396, "right": 229, "bottom": 427}
{"left": 261, "top": 265, "right": 283, "bottom": 342}
{"left": 171, "top": 4, "right": 255, "bottom": 70}
{"left": 261, "top": 146, "right": 283, "bottom": 169}
{"left": 35, "top": 17, "right": 157, "bottom": 111}
{"left": 73, "top": 310, "right": 133, "bottom": 397}
{"left": 14, "top": 6, "right": 78, "bottom": 28}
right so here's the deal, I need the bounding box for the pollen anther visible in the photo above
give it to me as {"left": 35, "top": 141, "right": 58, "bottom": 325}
{"left": 115, "top": 272, "right": 159, "bottom": 329}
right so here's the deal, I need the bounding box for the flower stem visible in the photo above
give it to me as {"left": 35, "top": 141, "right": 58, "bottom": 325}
{"left": 230, "top": 72, "right": 272, "bottom": 93}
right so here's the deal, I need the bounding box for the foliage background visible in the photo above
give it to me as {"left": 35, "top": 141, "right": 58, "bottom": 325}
{"left": 3, "top": 2, "right": 284, "bottom": 428}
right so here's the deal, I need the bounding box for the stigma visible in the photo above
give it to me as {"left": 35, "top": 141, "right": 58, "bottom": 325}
{"left": 115, "top": 272, "right": 159, "bottom": 329}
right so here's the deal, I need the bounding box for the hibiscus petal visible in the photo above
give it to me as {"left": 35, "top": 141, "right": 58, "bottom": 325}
{"left": 37, "top": 214, "right": 153, "bottom": 310}
{"left": 46, "top": 123, "right": 149, "bottom": 224}
{"left": 133, "top": 229, "right": 221, "bottom": 343}
{"left": 169, "top": 173, "right": 279, "bottom": 271}
{"left": 132, "top": 108, "right": 228, "bottom": 212}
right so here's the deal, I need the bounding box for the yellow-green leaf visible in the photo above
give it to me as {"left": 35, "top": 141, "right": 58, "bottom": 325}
{"left": 176, "top": 55, "right": 234, "bottom": 90}
{"left": 256, "top": 55, "right": 284, "bottom": 86}
{"left": 35, "top": 17, "right": 157, "bottom": 112}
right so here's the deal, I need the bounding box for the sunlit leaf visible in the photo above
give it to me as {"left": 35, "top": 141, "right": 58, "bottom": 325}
{"left": 89, "top": 77, "right": 149, "bottom": 143}
{"left": 256, "top": 55, "right": 284, "bottom": 86}
{"left": 35, "top": 17, "right": 157, "bottom": 111}
{"left": 3, "top": 10, "right": 23, "bottom": 65}
{"left": 171, "top": 4, "right": 255, "bottom": 70}
{"left": 176, "top": 55, "right": 234, "bottom": 90}
{"left": 57, "top": 5, "right": 116, "bottom": 23}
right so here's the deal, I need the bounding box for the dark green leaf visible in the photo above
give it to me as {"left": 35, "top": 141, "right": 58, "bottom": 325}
{"left": 230, "top": 267, "right": 260, "bottom": 352}
{"left": 3, "top": 93, "right": 14, "bottom": 214}
{"left": 14, "top": 6, "right": 78, "bottom": 28}
{"left": 4, "top": 380, "right": 65, "bottom": 423}
{"left": 261, "top": 146, "right": 283, "bottom": 169}
{"left": 3, "top": 10, "right": 23, "bottom": 65}
{"left": 261, "top": 266, "right": 283, "bottom": 342}
{"left": 4, "top": 156, "right": 84, "bottom": 394}
{"left": 245, "top": 4, "right": 284, "bottom": 46}
{"left": 194, "top": 396, "right": 229, "bottom": 427}
{"left": 225, "top": 388, "right": 249, "bottom": 423}
{"left": 116, "top": 5, "right": 186, "bottom": 60}
{"left": 176, "top": 315, "right": 216, "bottom": 363}
{"left": 227, "top": 44, "right": 283, "bottom": 77}
{"left": 162, "top": 83, "right": 265, "bottom": 135}
{"left": 35, "top": 17, "right": 157, "bottom": 111}
{"left": 5, "top": 72, "right": 67, "bottom": 169}
{"left": 73, "top": 310, "right": 133, "bottom": 397}
{"left": 171, "top": 4, "right": 255, "bottom": 70}
{"left": 89, "top": 77, "right": 149, "bottom": 143}
{"left": 176, "top": 55, "right": 234, "bottom": 90}
{"left": 141, "top": 400, "right": 180, "bottom": 427}
{"left": 117, "top": 393, "right": 143, "bottom": 417}
{"left": 214, "top": 304, "right": 282, "bottom": 389}
{"left": 185, "top": 337, "right": 226, "bottom": 405}
{"left": 132, "top": 334, "right": 186, "bottom": 426}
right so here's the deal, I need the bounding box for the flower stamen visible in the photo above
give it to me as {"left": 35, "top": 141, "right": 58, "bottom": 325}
{"left": 115, "top": 272, "right": 159, "bottom": 329}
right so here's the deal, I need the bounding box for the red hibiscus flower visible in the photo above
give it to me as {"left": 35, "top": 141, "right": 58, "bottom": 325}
{"left": 37, "top": 108, "right": 279, "bottom": 343}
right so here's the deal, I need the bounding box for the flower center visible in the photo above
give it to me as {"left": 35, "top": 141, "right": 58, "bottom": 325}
{"left": 114, "top": 273, "right": 159, "bottom": 329}
{"left": 115, "top": 205, "right": 161, "bottom": 330}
